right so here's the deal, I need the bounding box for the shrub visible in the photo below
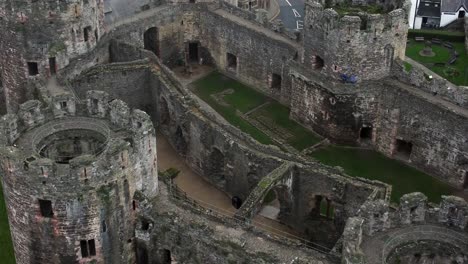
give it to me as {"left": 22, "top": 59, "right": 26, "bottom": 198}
{"left": 403, "top": 61, "right": 412, "bottom": 72}
{"left": 408, "top": 29, "right": 465, "bottom": 42}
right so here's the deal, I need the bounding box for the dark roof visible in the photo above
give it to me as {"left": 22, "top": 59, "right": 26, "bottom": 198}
{"left": 417, "top": 3, "right": 441, "bottom": 17}
{"left": 441, "top": 0, "right": 468, "bottom": 12}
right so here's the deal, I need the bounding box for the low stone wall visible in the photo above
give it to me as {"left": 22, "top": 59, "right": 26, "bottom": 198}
{"left": 393, "top": 59, "right": 468, "bottom": 108}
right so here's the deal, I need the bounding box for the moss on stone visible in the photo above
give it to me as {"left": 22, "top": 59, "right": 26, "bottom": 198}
{"left": 48, "top": 41, "right": 66, "bottom": 56}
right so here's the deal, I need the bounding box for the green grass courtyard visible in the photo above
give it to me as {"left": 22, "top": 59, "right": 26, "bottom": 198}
{"left": 192, "top": 71, "right": 321, "bottom": 151}
{"left": 310, "top": 146, "right": 457, "bottom": 203}
{"left": 406, "top": 40, "right": 468, "bottom": 86}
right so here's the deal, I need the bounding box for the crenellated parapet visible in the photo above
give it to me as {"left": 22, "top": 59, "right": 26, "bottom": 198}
{"left": 0, "top": 90, "right": 157, "bottom": 264}
{"left": 303, "top": 0, "right": 410, "bottom": 81}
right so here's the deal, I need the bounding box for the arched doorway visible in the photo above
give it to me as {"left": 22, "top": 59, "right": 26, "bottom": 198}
{"left": 144, "top": 27, "right": 160, "bottom": 57}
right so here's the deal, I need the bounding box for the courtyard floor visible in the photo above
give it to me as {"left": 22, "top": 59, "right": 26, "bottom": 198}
{"left": 310, "top": 146, "right": 461, "bottom": 204}
{"left": 191, "top": 71, "right": 322, "bottom": 151}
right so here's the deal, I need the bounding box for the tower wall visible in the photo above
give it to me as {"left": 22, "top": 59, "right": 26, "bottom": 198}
{"left": 0, "top": 91, "right": 157, "bottom": 264}
{"left": 303, "top": 0, "right": 410, "bottom": 81}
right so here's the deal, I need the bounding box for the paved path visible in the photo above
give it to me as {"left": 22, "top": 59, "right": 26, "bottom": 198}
{"left": 360, "top": 224, "right": 468, "bottom": 263}
{"left": 278, "top": 0, "right": 304, "bottom": 30}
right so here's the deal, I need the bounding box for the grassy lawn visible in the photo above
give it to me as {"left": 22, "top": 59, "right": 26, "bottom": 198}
{"left": 0, "top": 182, "right": 15, "bottom": 264}
{"left": 406, "top": 41, "right": 468, "bottom": 86}
{"left": 192, "top": 71, "right": 274, "bottom": 145}
{"left": 193, "top": 72, "right": 322, "bottom": 151}
{"left": 310, "top": 146, "right": 456, "bottom": 204}
{"left": 253, "top": 102, "right": 321, "bottom": 150}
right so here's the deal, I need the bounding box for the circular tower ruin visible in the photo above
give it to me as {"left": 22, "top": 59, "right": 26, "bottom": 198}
{"left": 0, "top": 0, "right": 104, "bottom": 113}
{"left": 303, "top": 0, "right": 410, "bottom": 81}
{"left": 0, "top": 90, "right": 158, "bottom": 264}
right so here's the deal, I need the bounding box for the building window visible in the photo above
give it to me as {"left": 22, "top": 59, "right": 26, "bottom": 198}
{"left": 27, "top": 62, "right": 39, "bottom": 76}
{"left": 80, "top": 239, "right": 96, "bottom": 258}
{"left": 39, "top": 199, "right": 53, "bottom": 217}
{"left": 60, "top": 101, "right": 67, "bottom": 109}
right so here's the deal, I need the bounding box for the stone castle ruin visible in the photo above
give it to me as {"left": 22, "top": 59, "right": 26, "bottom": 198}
{"left": 0, "top": 0, "right": 467, "bottom": 263}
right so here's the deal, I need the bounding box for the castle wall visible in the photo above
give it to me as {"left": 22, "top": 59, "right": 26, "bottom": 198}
{"left": 71, "top": 62, "right": 154, "bottom": 112}
{"left": 289, "top": 69, "right": 380, "bottom": 144}
{"left": 290, "top": 65, "right": 468, "bottom": 186}
{"left": 374, "top": 81, "right": 468, "bottom": 187}
{"left": 392, "top": 59, "right": 468, "bottom": 108}
{"left": 197, "top": 8, "right": 299, "bottom": 104}
{"left": 303, "top": 2, "right": 409, "bottom": 81}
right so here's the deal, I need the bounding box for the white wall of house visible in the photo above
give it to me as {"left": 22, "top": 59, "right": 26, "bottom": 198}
{"left": 440, "top": 7, "right": 467, "bottom": 26}
{"left": 415, "top": 16, "right": 423, "bottom": 28}
{"left": 409, "top": 0, "right": 419, "bottom": 28}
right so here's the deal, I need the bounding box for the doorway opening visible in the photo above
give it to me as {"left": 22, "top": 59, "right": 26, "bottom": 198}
{"left": 143, "top": 27, "right": 160, "bottom": 57}
{"left": 188, "top": 42, "right": 199, "bottom": 62}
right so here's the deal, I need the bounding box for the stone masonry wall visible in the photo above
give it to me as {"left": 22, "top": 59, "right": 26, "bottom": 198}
{"left": 392, "top": 59, "right": 468, "bottom": 108}
{"left": 197, "top": 8, "right": 300, "bottom": 104}
{"left": 374, "top": 80, "right": 468, "bottom": 187}
{"left": 290, "top": 61, "right": 468, "bottom": 187}
{"left": 303, "top": 1, "right": 409, "bottom": 81}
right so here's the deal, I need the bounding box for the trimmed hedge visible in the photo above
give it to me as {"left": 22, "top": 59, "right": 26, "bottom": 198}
{"left": 408, "top": 29, "right": 465, "bottom": 42}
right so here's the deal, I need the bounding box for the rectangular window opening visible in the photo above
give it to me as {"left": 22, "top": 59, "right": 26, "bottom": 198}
{"left": 39, "top": 199, "right": 53, "bottom": 217}
{"left": 80, "top": 240, "right": 89, "bottom": 258}
{"left": 88, "top": 239, "right": 96, "bottom": 256}
{"left": 27, "top": 62, "right": 39, "bottom": 76}
{"left": 395, "top": 139, "right": 413, "bottom": 159}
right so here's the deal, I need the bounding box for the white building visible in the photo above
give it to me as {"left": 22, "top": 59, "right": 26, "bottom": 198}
{"left": 409, "top": 0, "right": 467, "bottom": 29}
{"left": 440, "top": 0, "right": 467, "bottom": 26}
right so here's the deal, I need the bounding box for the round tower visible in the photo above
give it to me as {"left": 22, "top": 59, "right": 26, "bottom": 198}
{"left": 0, "top": 0, "right": 104, "bottom": 113}
{"left": 0, "top": 91, "right": 158, "bottom": 264}
{"left": 303, "top": 0, "right": 410, "bottom": 81}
